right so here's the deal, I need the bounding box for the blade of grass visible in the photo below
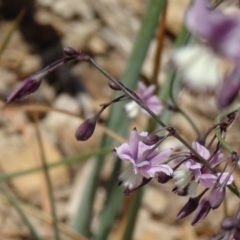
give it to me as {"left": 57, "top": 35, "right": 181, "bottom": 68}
{"left": 0, "top": 192, "right": 88, "bottom": 240}
{"left": 94, "top": 1, "right": 168, "bottom": 240}
{"left": 33, "top": 112, "right": 59, "bottom": 240}
{"left": 121, "top": 22, "right": 191, "bottom": 240}
{"left": 0, "top": 187, "right": 41, "bottom": 240}
{"left": 0, "top": 10, "right": 25, "bottom": 57}
{"left": 0, "top": 148, "right": 111, "bottom": 183}
{"left": 72, "top": 0, "right": 167, "bottom": 236}
{"left": 122, "top": 189, "right": 144, "bottom": 240}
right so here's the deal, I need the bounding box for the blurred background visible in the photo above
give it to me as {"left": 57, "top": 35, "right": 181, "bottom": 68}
{"left": 0, "top": 0, "right": 240, "bottom": 239}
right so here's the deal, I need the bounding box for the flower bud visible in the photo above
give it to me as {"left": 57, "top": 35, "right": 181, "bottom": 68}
{"left": 142, "top": 134, "right": 162, "bottom": 146}
{"left": 75, "top": 117, "right": 96, "bottom": 141}
{"left": 191, "top": 198, "right": 211, "bottom": 225}
{"left": 208, "top": 231, "right": 227, "bottom": 240}
{"left": 108, "top": 80, "right": 123, "bottom": 91}
{"left": 172, "top": 185, "right": 189, "bottom": 196}
{"left": 176, "top": 197, "right": 199, "bottom": 220}
{"left": 221, "top": 217, "right": 239, "bottom": 230}
{"left": 233, "top": 228, "right": 240, "bottom": 239}
{"left": 209, "top": 186, "right": 226, "bottom": 209}
{"left": 6, "top": 77, "right": 41, "bottom": 103}
{"left": 217, "top": 67, "right": 240, "bottom": 109}
{"left": 63, "top": 47, "right": 79, "bottom": 57}
{"left": 157, "top": 171, "right": 173, "bottom": 183}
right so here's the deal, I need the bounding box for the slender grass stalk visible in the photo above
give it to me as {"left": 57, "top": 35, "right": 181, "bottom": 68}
{"left": 0, "top": 10, "right": 25, "bottom": 57}
{"left": 0, "top": 187, "right": 41, "bottom": 240}
{"left": 72, "top": 0, "right": 168, "bottom": 237}
{"left": 122, "top": 188, "right": 144, "bottom": 240}
{"left": 33, "top": 114, "right": 60, "bottom": 240}
{"left": 0, "top": 192, "right": 88, "bottom": 240}
{"left": 0, "top": 148, "right": 111, "bottom": 183}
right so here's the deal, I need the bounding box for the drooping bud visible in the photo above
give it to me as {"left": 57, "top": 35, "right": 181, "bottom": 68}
{"left": 75, "top": 106, "right": 106, "bottom": 141}
{"left": 63, "top": 47, "right": 79, "bottom": 57}
{"left": 108, "top": 80, "right": 123, "bottom": 91}
{"left": 6, "top": 77, "right": 41, "bottom": 103}
{"left": 172, "top": 185, "right": 189, "bottom": 196}
{"left": 217, "top": 67, "right": 240, "bottom": 109}
{"left": 209, "top": 185, "right": 226, "bottom": 210}
{"left": 75, "top": 117, "right": 96, "bottom": 141}
{"left": 176, "top": 197, "right": 199, "bottom": 220}
{"left": 233, "top": 228, "right": 240, "bottom": 239}
{"left": 6, "top": 57, "right": 76, "bottom": 103}
{"left": 221, "top": 217, "right": 239, "bottom": 231}
{"left": 191, "top": 198, "right": 211, "bottom": 225}
{"left": 157, "top": 171, "right": 173, "bottom": 183}
{"left": 142, "top": 134, "right": 162, "bottom": 146}
{"left": 208, "top": 231, "right": 228, "bottom": 240}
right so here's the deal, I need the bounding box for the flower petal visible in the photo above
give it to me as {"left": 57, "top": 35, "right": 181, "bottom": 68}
{"left": 171, "top": 45, "right": 221, "bottom": 93}
{"left": 150, "top": 148, "right": 173, "bottom": 165}
{"left": 114, "top": 143, "right": 135, "bottom": 165}
{"left": 129, "top": 128, "right": 140, "bottom": 160}
{"left": 199, "top": 173, "right": 217, "bottom": 188}
{"left": 141, "top": 164, "right": 173, "bottom": 178}
{"left": 192, "top": 141, "right": 210, "bottom": 160}
{"left": 185, "top": 0, "right": 240, "bottom": 62}
{"left": 119, "top": 167, "right": 143, "bottom": 190}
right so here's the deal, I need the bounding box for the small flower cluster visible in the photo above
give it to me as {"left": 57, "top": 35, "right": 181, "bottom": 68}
{"left": 172, "top": 0, "right": 240, "bottom": 108}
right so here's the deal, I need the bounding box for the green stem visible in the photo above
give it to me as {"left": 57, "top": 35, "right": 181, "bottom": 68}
{"left": 121, "top": 177, "right": 144, "bottom": 240}
{"left": 214, "top": 103, "right": 240, "bottom": 153}
{"left": 1, "top": 187, "right": 41, "bottom": 240}
{"left": 0, "top": 148, "right": 111, "bottom": 183}
{"left": 34, "top": 120, "right": 60, "bottom": 240}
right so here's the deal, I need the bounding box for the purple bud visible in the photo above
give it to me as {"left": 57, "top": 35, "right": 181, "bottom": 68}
{"left": 75, "top": 117, "right": 96, "bottom": 141}
{"left": 63, "top": 47, "right": 79, "bottom": 57}
{"left": 142, "top": 134, "right": 162, "bottom": 146}
{"left": 221, "top": 217, "right": 239, "bottom": 230}
{"left": 233, "top": 228, "right": 240, "bottom": 239}
{"left": 208, "top": 231, "right": 228, "bottom": 240}
{"left": 6, "top": 77, "right": 41, "bottom": 103}
{"left": 172, "top": 185, "right": 188, "bottom": 196}
{"left": 6, "top": 57, "right": 75, "bottom": 103}
{"left": 157, "top": 171, "right": 173, "bottom": 183}
{"left": 209, "top": 186, "right": 226, "bottom": 209}
{"left": 191, "top": 198, "right": 211, "bottom": 225}
{"left": 217, "top": 67, "right": 240, "bottom": 109}
{"left": 108, "top": 80, "right": 123, "bottom": 91}
{"left": 176, "top": 197, "right": 199, "bottom": 220}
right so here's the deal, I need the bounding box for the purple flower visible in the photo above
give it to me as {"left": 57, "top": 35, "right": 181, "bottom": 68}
{"left": 125, "top": 82, "right": 163, "bottom": 118}
{"left": 186, "top": 0, "right": 240, "bottom": 62}
{"left": 174, "top": 142, "right": 233, "bottom": 196}
{"left": 114, "top": 128, "right": 173, "bottom": 193}
{"left": 171, "top": 0, "right": 240, "bottom": 97}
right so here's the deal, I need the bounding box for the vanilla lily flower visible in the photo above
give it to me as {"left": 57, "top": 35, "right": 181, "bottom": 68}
{"left": 171, "top": 0, "right": 240, "bottom": 98}
{"left": 114, "top": 128, "right": 173, "bottom": 194}
{"left": 125, "top": 82, "right": 163, "bottom": 118}
{"left": 174, "top": 142, "right": 233, "bottom": 197}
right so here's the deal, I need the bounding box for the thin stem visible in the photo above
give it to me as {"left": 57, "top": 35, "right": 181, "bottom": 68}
{"left": 151, "top": 0, "right": 167, "bottom": 86}
{"left": 33, "top": 114, "right": 60, "bottom": 240}
{"left": 0, "top": 148, "right": 111, "bottom": 183}
{"left": 0, "top": 187, "right": 41, "bottom": 240}
{"left": 0, "top": 10, "right": 25, "bottom": 57}
{"left": 169, "top": 72, "right": 201, "bottom": 137}
{"left": 215, "top": 104, "right": 240, "bottom": 153}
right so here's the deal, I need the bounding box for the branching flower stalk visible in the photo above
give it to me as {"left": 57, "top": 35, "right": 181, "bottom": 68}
{"left": 6, "top": 0, "right": 240, "bottom": 237}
